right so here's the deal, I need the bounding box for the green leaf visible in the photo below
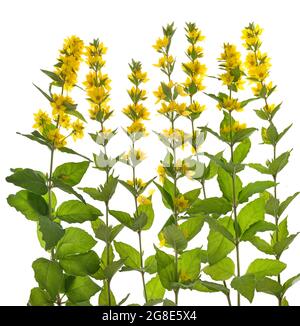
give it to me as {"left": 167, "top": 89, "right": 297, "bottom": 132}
{"left": 204, "top": 257, "right": 235, "bottom": 281}
{"left": 162, "top": 224, "right": 187, "bottom": 252}
{"left": 52, "top": 178, "right": 86, "bottom": 203}
{"left": 65, "top": 276, "right": 100, "bottom": 303}
{"left": 233, "top": 138, "right": 251, "bottom": 163}
{"left": 183, "top": 188, "right": 201, "bottom": 205}
{"left": 137, "top": 203, "right": 154, "bottom": 230}
{"left": 17, "top": 131, "right": 51, "bottom": 149}
{"left": 59, "top": 251, "right": 100, "bottom": 276}
{"left": 278, "top": 192, "right": 300, "bottom": 217}
{"left": 207, "top": 216, "right": 235, "bottom": 264}
{"left": 103, "top": 260, "right": 123, "bottom": 280}
{"left": 80, "top": 187, "right": 103, "bottom": 201}
{"left": 65, "top": 108, "right": 87, "bottom": 123}
{"left": 32, "top": 258, "right": 64, "bottom": 299}
{"left": 41, "top": 69, "right": 63, "bottom": 83}
{"left": 282, "top": 274, "right": 300, "bottom": 295}
{"left": 38, "top": 215, "right": 64, "bottom": 250}
{"left": 217, "top": 168, "right": 242, "bottom": 202}
{"left": 58, "top": 147, "right": 92, "bottom": 162}
{"left": 154, "top": 181, "right": 174, "bottom": 210}
{"left": 145, "top": 255, "right": 157, "bottom": 274}
{"left": 53, "top": 161, "right": 89, "bottom": 187}
{"left": 56, "top": 227, "right": 96, "bottom": 259}
{"left": 269, "top": 151, "right": 291, "bottom": 175}
{"left": 29, "top": 287, "right": 54, "bottom": 306}
{"left": 118, "top": 180, "right": 137, "bottom": 196}
{"left": 7, "top": 190, "right": 48, "bottom": 221}
{"left": 114, "top": 241, "right": 140, "bottom": 270}
{"left": 205, "top": 216, "right": 235, "bottom": 243}
{"left": 195, "top": 280, "right": 229, "bottom": 294}
{"left": 231, "top": 275, "right": 256, "bottom": 303}
{"left": 56, "top": 200, "right": 101, "bottom": 223}
{"left": 98, "top": 280, "right": 116, "bottom": 306}
{"left": 146, "top": 275, "right": 165, "bottom": 301}
{"left": 248, "top": 163, "right": 270, "bottom": 175}
{"left": 277, "top": 124, "right": 292, "bottom": 142}
{"left": 188, "top": 197, "right": 232, "bottom": 215}
{"left": 237, "top": 198, "right": 265, "bottom": 235}
{"left": 155, "top": 247, "right": 176, "bottom": 290}
{"left": 33, "top": 83, "right": 53, "bottom": 102}
{"left": 238, "top": 181, "right": 275, "bottom": 203}
{"left": 179, "top": 217, "right": 204, "bottom": 241}
{"left": 100, "top": 176, "right": 119, "bottom": 202}
{"left": 109, "top": 210, "right": 133, "bottom": 230}
{"left": 273, "top": 233, "right": 299, "bottom": 257}
{"left": 249, "top": 236, "right": 274, "bottom": 255}
{"left": 179, "top": 248, "right": 202, "bottom": 282}
{"left": 6, "top": 168, "right": 47, "bottom": 195}
{"left": 132, "top": 213, "right": 148, "bottom": 232}
{"left": 256, "top": 277, "right": 282, "bottom": 298}
{"left": 241, "top": 221, "right": 276, "bottom": 241}
{"left": 232, "top": 128, "right": 257, "bottom": 143}
{"left": 246, "top": 258, "right": 286, "bottom": 279}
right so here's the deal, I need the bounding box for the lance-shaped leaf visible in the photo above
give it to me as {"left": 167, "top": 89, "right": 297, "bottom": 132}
{"left": 146, "top": 275, "right": 165, "bottom": 302}
{"left": 6, "top": 168, "right": 48, "bottom": 195}
{"left": 269, "top": 151, "right": 291, "bottom": 176}
{"left": 237, "top": 198, "right": 265, "bottom": 235}
{"left": 256, "top": 277, "right": 282, "bottom": 298}
{"left": 231, "top": 274, "right": 256, "bottom": 303}
{"left": 248, "top": 163, "right": 270, "bottom": 175}
{"left": 17, "top": 131, "right": 51, "bottom": 149}
{"left": 162, "top": 224, "right": 187, "bottom": 252}
{"left": 99, "top": 280, "right": 116, "bottom": 306}
{"left": 278, "top": 192, "right": 300, "bottom": 217}
{"left": 246, "top": 258, "right": 286, "bottom": 279}
{"left": 194, "top": 280, "right": 229, "bottom": 294}
{"left": 232, "top": 128, "right": 257, "bottom": 144}
{"left": 65, "top": 276, "right": 100, "bottom": 303}
{"left": 109, "top": 210, "right": 134, "bottom": 230}
{"left": 207, "top": 216, "right": 235, "bottom": 265}
{"left": 282, "top": 274, "right": 300, "bottom": 296}
{"left": 155, "top": 247, "right": 176, "bottom": 290}
{"left": 32, "top": 258, "right": 64, "bottom": 299}
{"left": 241, "top": 220, "right": 276, "bottom": 241}
{"left": 59, "top": 251, "right": 100, "bottom": 276}
{"left": 7, "top": 190, "right": 48, "bottom": 221}
{"left": 238, "top": 181, "right": 275, "bottom": 203}
{"left": 179, "top": 216, "right": 204, "bottom": 242}
{"left": 188, "top": 197, "right": 232, "bottom": 215}
{"left": 103, "top": 259, "right": 123, "bottom": 280}
{"left": 154, "top": 181, "right": 174, "bottom": 210}
{"left": 52, "top": 178, "right": 86, "bottom": 203}
{"left": 204, "top": 257, "right": 235, "bottom": 281}
{"left": 217, "top": 167, "right": 242, "bottom": 202}
{"left": 58, "top": 146, "right": 92, "bottom": 162}
{"left": 137, "top": 203, "right": 154, "bottom": 230}
{"left": 233, "top": 138, "right": 251, "bottom": 163}
{"left": 38, "top": 215, "right": 64, "bottom": 250}
{"left": 144, "top": 255, "right": 157, "bottom": 274}
{"left": 114, "top": 241, "right": 140, "bottom": 270}
{"left": 29, "top": 287, "right": 54, "bottom": 306}
{"left": 56, "top": 227, "right": 96, "bottom": 259}
{"left": 53, "top": 161, "right": 89, "bottom": 187}
{"left": 249, "top": 236, "right": 274, "bottom": 255}
{"left": 56, "top": 200, "right": 101, "bottom": 223}
{"left": 178, "top": 248, "right": 202, "bottom": 282}
{"left": 41, "top": 69, "right": 64, "bottom": 84}
{"left": 205, "top": 216, "right": 235, "bottom": 243}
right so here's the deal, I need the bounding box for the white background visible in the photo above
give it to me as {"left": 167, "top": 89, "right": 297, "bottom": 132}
{"left": 0, "top": 0, "right": 300, "bottom": 306}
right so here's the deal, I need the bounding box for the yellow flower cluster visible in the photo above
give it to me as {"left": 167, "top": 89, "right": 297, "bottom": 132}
{"left": 84, "top": 39, "right": 112, "bottom": 121}
{"left": 124, "top": 60, "right": 149, "bottom": 138}
{"left": 217, "top": 97, "right": 243, "bottom": 112}
{"left": 218, "top": 43, "right": 244, "bottom": 91}
{"left": 221, "top": 121, "right": 247, "bottom": 134}
{"left": 182, "top": 23, "right": 207, "bottom": 97}
{"left": 174, "top": 195, "right": 189, "bottom": 212}
{"left": 54, "top": 35, "right": 84, "bottom": 90}
{"left": 33, "top": 36, "right": 85, "bottom": 148}
{"left": 242, "top": 23, "right": 272, "bottom": 93}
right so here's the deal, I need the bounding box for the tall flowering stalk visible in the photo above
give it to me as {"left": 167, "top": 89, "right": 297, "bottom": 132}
{"left": 80, "top": 39, "right": 122, "bottom": 306}
{"left": 110, "top": 60, "right": 158, "bottom": 304}
{"left": 153, "top": 23, "right": 206, "bottom": 306}
{"left": 242, "top": 23, "right": 300, "bottom": 306}
{"left": 7, "top": 36, "right": 102, "bottom": 306}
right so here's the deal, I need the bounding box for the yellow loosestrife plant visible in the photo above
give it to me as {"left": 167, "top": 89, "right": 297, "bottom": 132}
{"left": 6, "top": 23, "right": 299, "bottom": 307}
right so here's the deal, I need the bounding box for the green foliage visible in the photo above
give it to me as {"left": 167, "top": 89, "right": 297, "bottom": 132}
{"left": 114, "top": 241, "right": 140, "bottom": 270}
{"left": 53, "top": 161, "right": 89, "bottom": 186}
{"left": 204, "top": 257, "right": 235, "bottom": 281}
{"left": 155, "top": 247, "right": 176, "bottom": 290}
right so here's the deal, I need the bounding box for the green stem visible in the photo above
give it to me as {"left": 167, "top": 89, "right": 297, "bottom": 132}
{"left": 223, "top": 281, "right": 232, "bottom": 306}
{"left": 229, "top": 110, "right": 241, "bottom": 306}
{"left": 132, "top": 140, "right": 148, "bottom": 303}
{"left": 171, "top": 117, "right": 180, "bottom": 305}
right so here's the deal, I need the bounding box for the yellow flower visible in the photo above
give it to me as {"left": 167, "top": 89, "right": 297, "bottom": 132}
{"left": 127, "top": 178, "right": 146, "bottom": 189}
{"left": 85, "top": 41, "right": 107, "bottom": 67}
{"left": 217, "top": 97, "right": 242, "bottom": 112}
{"left": 59, "top": 113, "right": 71, "bottom": 129}
{"left": 127, "top": 120, "right": 147, "bottom": 135}
{"left": 153, "top": 85, "right": 166, "bottom": 103}
{"left": 187, "top": 29, "right": 205, "bottom": 42}
{"left": 220, "top": 72, "right": 234, "bottom": 86}
{"left": 154, "top": 55, "right": 174, "bottom": 68}
{"left": 157, "top": 164, "right": 166, "bottom": 182}
{"left": 137, "top": 195, "right": 151, "bottom": 206}
{"left": 153, "top": 36, "right": 169, "bottom": 51}
{"left": 159, "top": 234, "right": 166, "bottom": 247}
{"left": 47, "top": 129, "right": 66, "bottom": 148}
{"left": 51, "top": 94, "right": 74, "bottom": 116}
{"left": 189, "top": 101, "right": 206, "bottom": 114}
{"left": 174, "top": 195, "right": 189, "bottom": 212}
{"left": 123, "top": 103, "right": 150, "bottom": 121}
{"left": 87, "top": 86, "right": 106, "bottom": 104}
{"left": 241, "top": 23, "right": 263, "bottom": 48}
{"left": 182, "top": 60, "right": 207, "bottom": 76}
{"left": 33, "top": 110, "right": 51, "bottom": 132}
{"left": 71, "top": 119, "right": 84, "bottom": 141}
{"left": 252, "top": 81, "right": 273, "bottom": 97}
{"left": 221, "top": 121, "right": 247, "bottom": 134}
{"left": 264, "top": 103, "right": 276, "bottom": 113}
{"left": 134, "top": 149, "right": 147, "bottom": 161}
{"left": 187, "top": 45, "right": 203, "bottom": 57}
